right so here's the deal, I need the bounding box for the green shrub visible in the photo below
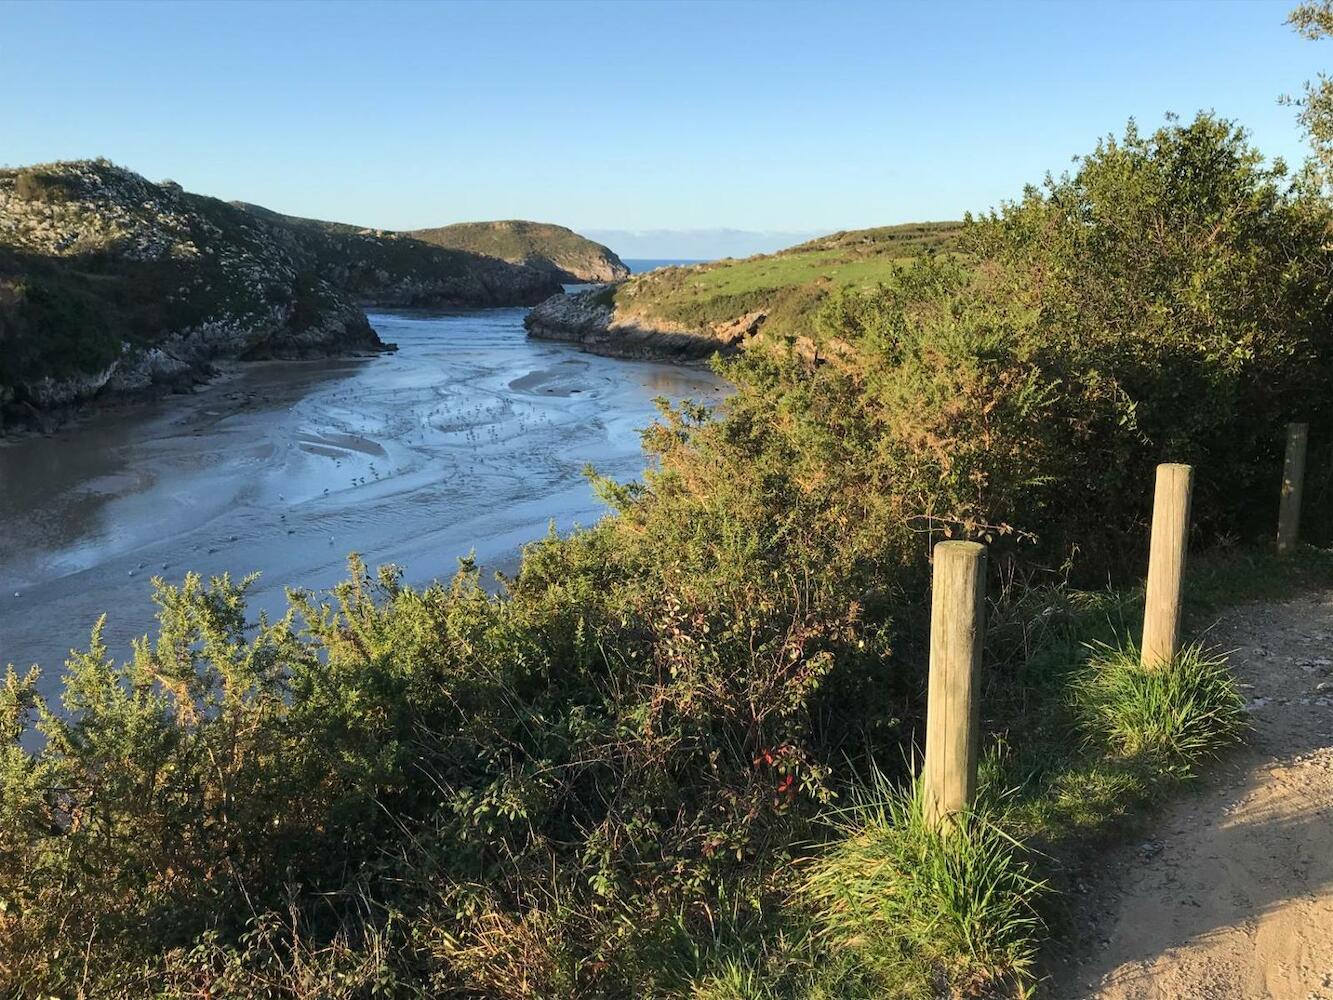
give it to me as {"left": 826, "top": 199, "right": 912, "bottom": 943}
{"left": 0, "top": 538, "right": 855, "bottom": 996}
{"left": 963, "top": 114, "right": 1333, "bottom": 556}
{"left": 13, "top": 168, "right": 74, "bottom": 202}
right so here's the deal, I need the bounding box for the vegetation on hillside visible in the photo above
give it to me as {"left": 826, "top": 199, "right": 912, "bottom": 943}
{"left": 230, "top": 203, "right": 565, "bottom": 305}
{"left": 409, "top": 220, "right": 630, "bottom": 283}
{"left": 4, "top": 113, "right": 1332, "bottom": 998}
{"left": 0, "top": 160, "right": 380, "bottom": 410}
{"left": 606, "top": 220, "right": 960, "bottom": 340}
{"left": 0, "top": 162, "right": 562, "bottom": 420}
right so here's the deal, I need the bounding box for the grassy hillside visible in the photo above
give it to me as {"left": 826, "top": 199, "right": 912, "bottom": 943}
{"left": 525, "top": 221, "right": 962, "bottom": 358}
{"left": 410, "top": 219, "right": 629, "bottom": 282}
{"left": 611, "top": 221, "right": 960, "bottom": 338}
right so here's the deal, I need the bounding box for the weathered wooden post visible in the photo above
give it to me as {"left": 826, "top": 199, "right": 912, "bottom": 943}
{"left": 1140, "top": 463, "right": 1194, "bottom": 670}
{"left": 1277, "top": 422, "right": 1308, "bottom": 555}
{"left": 923, "top": 540, "right": 987, "bottom": 833}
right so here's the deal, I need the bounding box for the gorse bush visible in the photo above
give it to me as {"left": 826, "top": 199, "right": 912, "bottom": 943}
{"left": 1, "top": 113, "right": 1323, "bottom": 996}
{"left": 965, "top": 114, "right": 1333, "bottom": 557}
{"left": 1, "top": 542, "right": 851, "bottom": 996}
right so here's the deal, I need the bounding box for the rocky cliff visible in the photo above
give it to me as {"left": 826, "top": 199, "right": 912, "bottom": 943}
{"left": 409, "top": 220, "right": 630, "bottom": 284}
{"left": 523, "top": 285, "right": 758, "bottom": 361}
{"left": 232, "top": 204, "right": 563, "bottom": 307}
{"left": 0, "top": 161, "right": 563, "bottom": 430}
{"left": 0, "top": 161, "right": 395, "bottom": 429}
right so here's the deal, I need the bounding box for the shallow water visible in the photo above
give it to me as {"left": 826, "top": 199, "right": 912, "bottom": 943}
{"left": 0, "top": 308, "right": 726, "bottom": 698}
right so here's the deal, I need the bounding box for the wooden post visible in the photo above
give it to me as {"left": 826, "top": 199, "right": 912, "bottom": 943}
{"left": 1140, "top": 463, "right": 1193, "bottom": 670}
{"left": 1277, "top": 422, "right": 1308, "bottom": 555}
{"left": 923, "top": 540, "right": 986, "bottom": 833}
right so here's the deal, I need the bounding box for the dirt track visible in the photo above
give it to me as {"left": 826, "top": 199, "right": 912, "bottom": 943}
{"left": 1050, "top": 592, "right": 1333, "bottom": 998}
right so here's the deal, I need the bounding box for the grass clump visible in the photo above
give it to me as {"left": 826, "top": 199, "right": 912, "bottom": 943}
{"left": 1075, "top": 642, "right": 1248, "bottom": 768}
{"left": 800, "top": 776, "right": 1046, "bottom": 998}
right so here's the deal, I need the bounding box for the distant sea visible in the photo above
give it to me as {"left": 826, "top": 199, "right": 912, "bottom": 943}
{"left": 623, "top": 258, "right": 706, "bottom": 274}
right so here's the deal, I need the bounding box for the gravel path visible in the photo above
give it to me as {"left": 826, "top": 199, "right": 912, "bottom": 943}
{"left": 1049, "top": 591, "right": 1333, "bottom": 998}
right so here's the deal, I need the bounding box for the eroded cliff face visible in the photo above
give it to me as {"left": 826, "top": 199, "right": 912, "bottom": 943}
{"left": 9, "top": 300, "right": 378, "bottom": 411}
{"left": 523, "top": 286, "right": 762, "bottom": 362}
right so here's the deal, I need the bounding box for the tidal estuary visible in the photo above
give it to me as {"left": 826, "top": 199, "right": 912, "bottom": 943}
{"left": 0, "top": 307, "right": 726, "bottom": 701}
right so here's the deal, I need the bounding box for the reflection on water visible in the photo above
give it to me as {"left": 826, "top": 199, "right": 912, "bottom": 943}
{"left": 0, "top": 307, "right": 727, "bottom": 698}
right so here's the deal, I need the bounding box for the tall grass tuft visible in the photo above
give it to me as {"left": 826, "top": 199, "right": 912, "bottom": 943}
{"left": 800, "top": 773, "right": 1045, "bottom": 998}
{"left": 1074, "top": 642, "right": 1248, "bottom": 768}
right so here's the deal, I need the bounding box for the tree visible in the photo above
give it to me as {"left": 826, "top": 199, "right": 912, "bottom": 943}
{"left": 1287, "top": 1, "right": 1333, "bottom": 184}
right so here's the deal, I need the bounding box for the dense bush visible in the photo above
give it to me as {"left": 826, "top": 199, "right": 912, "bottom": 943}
{"left": 2, "top": 114, "right": 1329, "bottom": 997}
{"left": 13, "top": 168, "right": 74, "bottom": 203}
{"left": 1, "top": 537, "right": 855, "bottom": 995}
{"left": 964, "top": 114, "right": 1333, "bottom": 558}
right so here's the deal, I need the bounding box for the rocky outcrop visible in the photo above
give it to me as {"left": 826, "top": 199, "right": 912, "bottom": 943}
{"left": 232, "top": 204, "right": 563, "bottom": 307}
{"left": 409, "top": 221, "right": 630, "bottom": 285}
{"left": 0, "top": 159, "right": 392, "bottom": 431}
{"left": 524, "top": 287, "right": 763, "bottom": 362}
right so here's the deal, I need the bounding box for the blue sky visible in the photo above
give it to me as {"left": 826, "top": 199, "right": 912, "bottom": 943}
{"left": 1, "top": 0, "right": 1326, "bottom": 256}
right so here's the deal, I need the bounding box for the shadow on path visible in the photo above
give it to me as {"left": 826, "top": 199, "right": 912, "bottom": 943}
{"left": 1047, "top": 593, "right": 1333, "bottom": 999}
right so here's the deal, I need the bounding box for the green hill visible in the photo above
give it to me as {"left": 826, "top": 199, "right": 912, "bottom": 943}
{"left": 409, "top": 219, "right": 629, "bottom": 283}
{"left": 525, "top": 221, "right": 962, "bottom": 358}
{"left": 228, "top": 203, "right": 563, "bottom": 309}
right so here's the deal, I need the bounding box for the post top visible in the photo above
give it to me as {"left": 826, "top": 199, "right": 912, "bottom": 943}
{"left": 933, "top": 539, "right": 986, "bottom": 556}
{"left": 1157, "top": 462, "right": 1193, "bottom": 472}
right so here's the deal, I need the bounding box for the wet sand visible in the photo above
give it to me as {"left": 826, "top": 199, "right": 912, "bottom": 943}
{"left": 0, "top": 307, "right": 726, "bottom": 701}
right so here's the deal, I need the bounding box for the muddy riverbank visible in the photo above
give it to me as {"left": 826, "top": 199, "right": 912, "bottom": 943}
{"left": 0, "top": 307, "right": 726, "bottom": 702}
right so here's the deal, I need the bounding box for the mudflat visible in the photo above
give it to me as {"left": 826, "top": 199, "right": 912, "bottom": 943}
{"left": 0, "top": 307, "right": 726, "bottom": 701}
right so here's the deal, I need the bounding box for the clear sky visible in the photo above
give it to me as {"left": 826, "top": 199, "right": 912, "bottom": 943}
{"left": 1, "top": 0, "right": 1326, "bottom": 256}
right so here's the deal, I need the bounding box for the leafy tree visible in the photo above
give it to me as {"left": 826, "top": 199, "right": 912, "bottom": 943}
{"left": 964, "top": 113, "right": 1333, "bottom": 560}
{"left": 1288, "top": 1, "right": 1333, "bottom": 185}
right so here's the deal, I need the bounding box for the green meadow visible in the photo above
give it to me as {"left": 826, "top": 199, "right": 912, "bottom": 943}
{"left": 612, "top": 221, "right": 962, "bottom": 337}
